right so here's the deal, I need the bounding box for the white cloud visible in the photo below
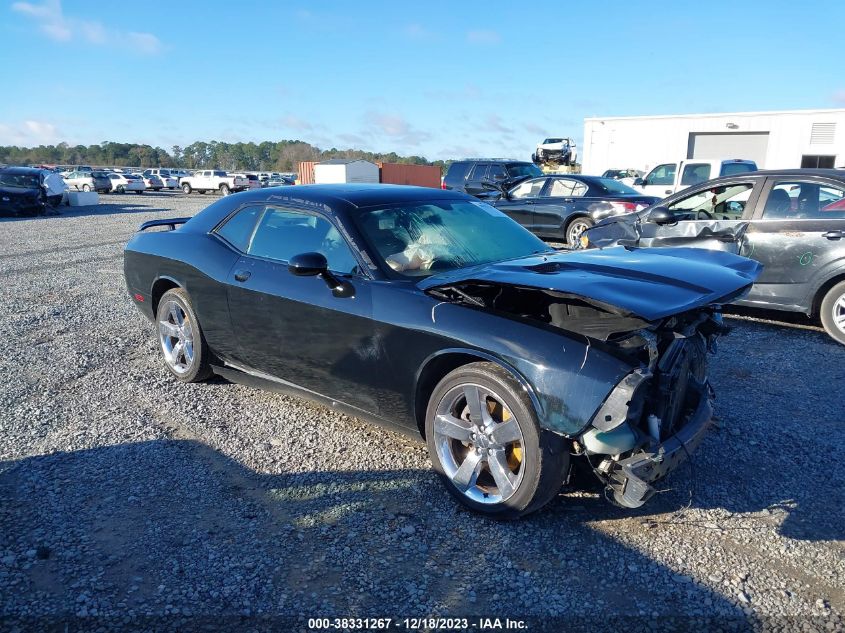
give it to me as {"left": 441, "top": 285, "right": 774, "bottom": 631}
{"left": 466, "top": 29, "right": 501, "bottom": 45}
{"left": 280, "top": 115, "right": 313, "bottom": 131}
{"left": 363, "top": 111, "right": 431, "bottom": 149}
{"left": 0, "top": 119, "right": 62, "bottom": 145}
{"left": 834, "top": 90, "right": 845, "bottom": 106}
{"left": 12, "top": 0, "right": 163, "bottom": 55}
{"left": 403, "top": 23, "right": 433, "bottom": 40}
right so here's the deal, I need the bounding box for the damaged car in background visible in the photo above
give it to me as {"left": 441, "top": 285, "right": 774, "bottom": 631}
{"left": 583, "top": 169, "right": 845, "bottom": 345}
{"left": 124, "top": 185, "right": 761, "bottom": 517}
{"left": 0, "top": 166, "right": 67, "bottom": 216}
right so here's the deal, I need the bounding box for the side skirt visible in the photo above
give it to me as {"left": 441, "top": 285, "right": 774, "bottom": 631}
{"left": 210, "top": 363, "right": 422, "bottom": 441}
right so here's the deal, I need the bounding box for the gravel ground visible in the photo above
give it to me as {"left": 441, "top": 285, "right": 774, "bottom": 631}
{"left": 0, "top": 191, "right": 843, "bottom": 632}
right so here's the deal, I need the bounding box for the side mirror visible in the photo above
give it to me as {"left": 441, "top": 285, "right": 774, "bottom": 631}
{"left": 288, "top": 252, "right": 327, "bottom": 276}
{"left": 288, "top": 251, "right": 354, "bottom": 298}
{"left": 648, "top": 207, "right": 677, "bottom": 225}
{"left": 633, "top": 177, "right": 644, "bottom": 186}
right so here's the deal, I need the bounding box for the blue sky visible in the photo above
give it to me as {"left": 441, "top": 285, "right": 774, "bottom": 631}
{"left": 2, "top": 0, "right": 844, "bottom": 161}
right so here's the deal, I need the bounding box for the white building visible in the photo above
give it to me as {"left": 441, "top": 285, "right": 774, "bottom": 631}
{"left": 314, "top": 159, "right": 379, "bottom": 184}
{"left": 582, "top": 108, "right": 845, "bottom": 176}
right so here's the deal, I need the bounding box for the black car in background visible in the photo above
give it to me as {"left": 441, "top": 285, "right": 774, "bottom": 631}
{"left": 485, "top": 174, "right": 659, "bottom": 245}
{"left": 443, "top": 159, "right": 542, "bottom": 197}
{"left": 123, "top": 184, "right": 759, "bottom": 517}
{"left": 0, "top": 166, "right": 64, "bottom": 216}
{"left": 583, "top": 169, "right": 845, "bottom": 344}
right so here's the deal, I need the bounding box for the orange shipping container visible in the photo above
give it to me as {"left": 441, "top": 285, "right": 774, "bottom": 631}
{"left": 298, "top": 161, "right": 317, "bottom": 184}
{"left": 377, "top": 163, "right": 441, "bottom": 188}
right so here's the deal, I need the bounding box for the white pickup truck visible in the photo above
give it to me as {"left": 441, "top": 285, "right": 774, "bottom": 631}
{"left": 179, "top": 170, "right": 248, "bottom": 196}
{"left": 633, "top": 159, "right": 758, "bottom": 197}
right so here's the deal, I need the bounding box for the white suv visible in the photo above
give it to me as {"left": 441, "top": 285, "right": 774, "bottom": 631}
{"left": 533, "top": 138, "right": 577, "bottom": 166}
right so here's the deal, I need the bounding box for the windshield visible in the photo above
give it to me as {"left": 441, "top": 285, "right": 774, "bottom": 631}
{"left": 0, "top": 173, "right": 40, "bottom": 188}
{"left": 595, "top": 177, "right": 641, "bottom": 195}
{"left": 506, "top": 163, "right": 543, "bottom": 179}
{"left": 352, "top": 200, "right": 551, "bottom": 278}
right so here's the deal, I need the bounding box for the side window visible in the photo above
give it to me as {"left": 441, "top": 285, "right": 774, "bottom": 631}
{"left": 680, "top": 163, "right": 711, "bottom": 186}
{"left": 248, "top": 207, "right": 360, "bottom": 274}
{"left": 510, "top": 178, "right": 546, "bottom": 199}
{"left": 762, "top": 181, "right": 845, "bottom": 219}
{"left": 468, "top": 163, "right": 489, "bottom": 181}
{"left": 645, "top": 163, "right": 676, "bottom": 186}
{"left": 667, "top": 183, "right": 753, "bottom": 221}
{"left": 444, "top": 162, "right": 471, "bottom": 185}
{"left": 548, "top": 179, "right": 574, "bottom": 197}
{"left": 215, "top": 205, "right": 263, "bottom": 251}
{"left": 488, "top": 164, "right": 507, "bottom": 181}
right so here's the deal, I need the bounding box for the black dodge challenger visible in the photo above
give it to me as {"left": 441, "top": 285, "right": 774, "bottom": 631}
{"left": 124, "top": 184, "right": 761, "bottom": 518}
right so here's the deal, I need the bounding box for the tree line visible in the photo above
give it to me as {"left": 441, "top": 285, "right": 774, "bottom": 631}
{"left": 0, "top": 140, "right": 449, "bottom": 173}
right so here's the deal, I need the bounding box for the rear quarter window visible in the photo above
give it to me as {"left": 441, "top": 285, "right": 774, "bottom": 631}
{"left": 215, "top": 206, "right": 262, "bottom": 251}
{"left": 444, "top": 162, "right": 472, "bottom": 186}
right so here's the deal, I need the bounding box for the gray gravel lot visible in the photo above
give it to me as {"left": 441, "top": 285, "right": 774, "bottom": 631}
{"left": 0, "top": 191, "right": 843, "bottom": 630}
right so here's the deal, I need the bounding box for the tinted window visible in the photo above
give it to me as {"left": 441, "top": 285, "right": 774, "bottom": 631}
{"left": 680, "top": 163, "right": 712, "bottom": 186}
{"left": 595, "top": 178, "right": 640, "bottom": 195}
{"left": 667, "top": 183, "right": 753, "bottom": 221}
{"left": 645, "top": 163, "right": 676, "bottom": 186}
{"left": 444, "top": 162, "right": 471, "bottom": 186}
{"left": 468, "top": 163, "right": 489, "bottom": 181}
{"left": 213, "top": 171, "right": 226, "bottom": 177}
{"left": 720, "top": 162, "right": 757, "bottom": 177}
{"left": 216, "top": 206, "right": 262, "bottom": 251}
{"left": 762, "top": 181, "right": 845, "bottom": 220}
{"left": 506, "top": 163, "right": 543, "bottom": 178}
{"left": 248, "top": 207, "right": 359, "bottom": 273}
{"left": 488, "top": 164, "right": 507, "bottom": 181}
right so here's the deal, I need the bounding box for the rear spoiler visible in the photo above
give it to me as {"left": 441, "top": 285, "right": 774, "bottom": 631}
{"left": 138, "top": 217, "right": 191, "bottom": 232}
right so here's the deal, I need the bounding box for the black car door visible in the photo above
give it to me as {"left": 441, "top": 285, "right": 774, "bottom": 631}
{"left": 493, "top": 177, "right": 548, "bottom": 231}
{"left": 219, "top": 203, "right": 378, "bottom": 412}
{"left": 741, "top": 176, "right": 845, "bottom": 311}
{"left": 533, "top": 178, "right": 587, "bottom": 237}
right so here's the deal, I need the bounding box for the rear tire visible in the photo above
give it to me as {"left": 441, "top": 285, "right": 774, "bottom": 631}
{"left": 82, "top": 184, "right": 91, "bottom": 192}
{"left": 565, "top": 216, "right": 593, "bottom": 246}
{"left": 219, "top": 184, "right": 230, "bottom": 196}
{"left": 116, "top": 185, "right": 125, "bottom": 194}
{"left": 425, "top": 362, "right": 568, "bottom": 519}
{"left": 156, "top": 288, "right": 213, "bottom": 383}
{"left": 819, "top": 280, "right": 845, "bottom": 345}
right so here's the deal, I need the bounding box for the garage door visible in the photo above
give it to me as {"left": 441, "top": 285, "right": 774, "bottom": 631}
{"left": 687, "top": 132, "right": 770, "bottom": 167}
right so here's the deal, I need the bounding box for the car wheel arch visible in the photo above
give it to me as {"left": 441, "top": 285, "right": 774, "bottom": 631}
{"left": 812, "top": 271, "right": 845, "bottom": 317}
{"left": 150, "top": 276, "right": 182, "bottom": 314}
{"left": 413, "top": 348, "right": 543, "bottom": 440}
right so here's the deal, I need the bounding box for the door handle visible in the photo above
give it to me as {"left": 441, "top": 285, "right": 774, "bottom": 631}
{"left": 234, "top": 270, "right": 251, "bottom": 282}
{"left": 665, "top": 189, "right": 672, "bottom": 195}
{"left": 822, "top": 230, "right": 844, "bottom": 240}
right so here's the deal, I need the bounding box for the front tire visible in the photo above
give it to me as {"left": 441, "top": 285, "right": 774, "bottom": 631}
{"left": 820, "top": 280, "right": 845, "bottom": 345}
{"left": 82, "top": 184, "right": 91, "bottom": 192}
{"left": 156, "top": 288, "right": 213, "bottom": 382}
{"left": 425, "top": 362, "right": 568, "bottom": 519}
{"left": 182, "top": 183, "right": 192, "bottom": 194}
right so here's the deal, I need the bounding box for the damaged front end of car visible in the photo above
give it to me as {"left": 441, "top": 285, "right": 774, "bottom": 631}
{"left": 420, "top": 246, "right": 762, "bottom": 508}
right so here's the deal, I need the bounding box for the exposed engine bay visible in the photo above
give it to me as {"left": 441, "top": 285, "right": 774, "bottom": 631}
{"left": 428, "top": 280, "right": 730, "bottom": 508}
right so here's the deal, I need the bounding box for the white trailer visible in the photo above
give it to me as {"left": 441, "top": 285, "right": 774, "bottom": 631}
{"left": 314, "top": 159, "right": 379, "bottom": 184}
{"left": 582, "top": 108, "right": 845, "bottom": 176}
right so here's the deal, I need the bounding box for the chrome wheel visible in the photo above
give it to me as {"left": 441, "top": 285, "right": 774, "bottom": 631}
{"left": 567, "top": 219, "right": 591, "bottom": 245}
{"left": 433, "top": 383, "right": 525, "bottom": 504}
{"left": 158, "top": 300, "right": 194, "bottom": 374}
{"left": 833, "top": 293, "right": 845, "bottom": 335}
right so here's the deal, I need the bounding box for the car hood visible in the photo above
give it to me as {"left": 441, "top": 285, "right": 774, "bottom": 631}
{"left": 418, "top": 246, "right": 762, "bottom": 321}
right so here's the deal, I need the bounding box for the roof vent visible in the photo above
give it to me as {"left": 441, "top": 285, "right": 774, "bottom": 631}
{"left": 810, "top": 122, "right": 835, "bottom": 144}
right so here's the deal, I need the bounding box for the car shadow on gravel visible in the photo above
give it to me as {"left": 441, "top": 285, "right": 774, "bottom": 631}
{"left": 0, "top": 439, "right": 757, "bottom": 626}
